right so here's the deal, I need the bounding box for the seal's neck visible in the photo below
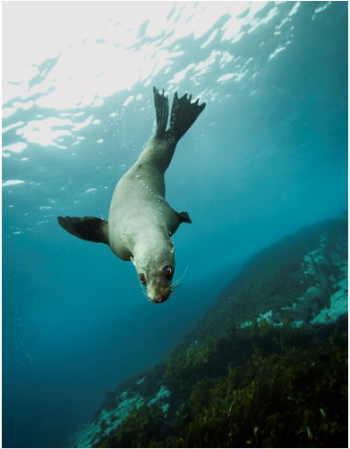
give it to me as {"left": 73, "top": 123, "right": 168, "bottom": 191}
{"left": 131, "top": 226, "right": 174, "bottom": 264}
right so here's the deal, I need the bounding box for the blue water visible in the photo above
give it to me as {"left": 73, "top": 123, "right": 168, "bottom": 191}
{"left": 2, "top": 2, "right": 348, "bottom": 448}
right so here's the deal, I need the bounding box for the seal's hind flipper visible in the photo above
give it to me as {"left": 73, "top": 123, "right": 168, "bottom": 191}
{"left": 168, "top": 92, "right": 206, "bottom": 143}
{"left": 57, "top": 216, "right": 109, "bottom": 244}
{"left": 153, "top": 87, "right": 169, "bottom": 138}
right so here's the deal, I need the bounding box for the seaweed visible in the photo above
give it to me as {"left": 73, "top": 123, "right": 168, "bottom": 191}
{"left": 94, "top": 318, "right": 348, "bottom": 448}
{"left": 84, "top": 220, "right": 348, "bottom": 448}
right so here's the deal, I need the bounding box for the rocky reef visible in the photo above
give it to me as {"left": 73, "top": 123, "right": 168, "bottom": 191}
{"left": 73, "top": 219, "right": 348, "bottom": 448}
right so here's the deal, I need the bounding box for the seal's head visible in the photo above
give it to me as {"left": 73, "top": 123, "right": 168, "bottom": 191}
{"left": 131, "top": 245, "right": 175, "bottom": 303}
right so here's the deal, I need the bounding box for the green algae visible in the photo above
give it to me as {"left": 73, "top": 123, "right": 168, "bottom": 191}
{"left": 79, "top": 220, "right": 348, "bottom": 448}
{"left": 93, "top": 318, "right": 348, "bottom": 448}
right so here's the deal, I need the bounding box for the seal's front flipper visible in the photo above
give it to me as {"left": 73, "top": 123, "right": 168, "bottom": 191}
{"left": 169, "top": 211, "right": 192, "bottom": 237}
{"left": 168, "top": 91, "right": 206, "bottom": 143}
{"left": 57, "top": 216, "right": 109, "bottom": 244}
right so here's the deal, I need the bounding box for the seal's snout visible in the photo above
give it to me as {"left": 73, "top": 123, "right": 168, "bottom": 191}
{"left": 152, "top": 292, "right": 170, "bottom": 304}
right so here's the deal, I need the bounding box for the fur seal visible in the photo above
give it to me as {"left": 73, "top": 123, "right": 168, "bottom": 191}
{"left": 57, "top": 87, "right": 205, "bottom": 303}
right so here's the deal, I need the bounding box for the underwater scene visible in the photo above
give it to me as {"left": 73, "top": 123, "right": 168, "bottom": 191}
{"left": 2, "top": 2, "right": 348, "bottom": 448}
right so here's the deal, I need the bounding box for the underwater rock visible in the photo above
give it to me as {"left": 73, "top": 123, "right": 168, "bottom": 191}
{"left": 74, "top": 382, "right": 171, "bottom": 448}
{"left": 289, "top": 231, "right": 347, "bottom": 326}
{"left": 72, "top": 219, "right": 348, "bottom": 448}
{"left": 74, "top": 392, "right": 144, "bottom": 448}
{"left": 201, "top": 219, "right": 348, "bottom": 333}
{"left": 147, "top": 385, "right": 170, "bottom": 409}
{"left": 311, "top": 255, "right": 348, "bottom": 325}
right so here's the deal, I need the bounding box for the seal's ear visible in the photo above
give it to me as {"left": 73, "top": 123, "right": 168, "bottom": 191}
{"left": 57, "top": 216, "right": 109, "bottom": 245}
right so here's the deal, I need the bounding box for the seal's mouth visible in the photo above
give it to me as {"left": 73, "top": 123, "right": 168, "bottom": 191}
{"left": 146, "top": 271, "right": 186, "bottom": 303}
{"left": 150, "top": 292, "right": 170, "bottom": 303}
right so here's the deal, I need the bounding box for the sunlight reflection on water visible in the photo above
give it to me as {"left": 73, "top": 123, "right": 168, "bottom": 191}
{"left": 3, "top": 1, "right": 305, "bottom": 150}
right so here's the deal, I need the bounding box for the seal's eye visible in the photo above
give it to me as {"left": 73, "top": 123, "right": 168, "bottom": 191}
{"left": 163, "top": 265, "right": 172, "bottom": 277}
{"left": 139, "top": 273, "right": 146, "bottom": 284}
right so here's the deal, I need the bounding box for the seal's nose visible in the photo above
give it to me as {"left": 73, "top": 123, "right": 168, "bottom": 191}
{"left": 153, "top": 293, "right": 170, "bottom": 303}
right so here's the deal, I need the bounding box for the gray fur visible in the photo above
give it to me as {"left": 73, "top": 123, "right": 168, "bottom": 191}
{"left": 57, "top": 87, "right": 205, "bottom": 303}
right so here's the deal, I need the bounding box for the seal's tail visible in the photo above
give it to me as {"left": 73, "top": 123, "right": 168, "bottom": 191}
{"left": 153, "top": 87, "right": 206, "bottom": 143}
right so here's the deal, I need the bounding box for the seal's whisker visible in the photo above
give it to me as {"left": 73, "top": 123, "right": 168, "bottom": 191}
{"left": 139, "top": 283, "right": 149, "bottom": 300}
{"left": 171, "top": 283, "right": 181, "bottom": 292}
{"left": 172, "top": 265, "right": 188, "bottom": 289}
{"left": 168, "top": 289, "right": 176, "bottom": 299}
{"left": 139, "top": 285, "right": 154, "bottom": 303}
{"left": 169, "top": 283, "right": 182, "bottom": 300}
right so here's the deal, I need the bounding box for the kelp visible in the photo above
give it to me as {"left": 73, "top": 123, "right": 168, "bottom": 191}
{"left": 94, "top": 317, "right": 348, "bottom": 448}
{"left": 87, "top": 220, "right": 347, "bottom": 448}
